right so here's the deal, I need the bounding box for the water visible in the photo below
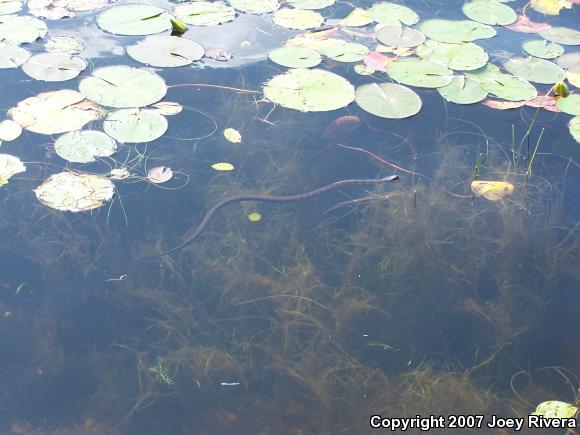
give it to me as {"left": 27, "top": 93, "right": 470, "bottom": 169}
{"left": 1, "top": 0, "right": 580, "bottom": 433}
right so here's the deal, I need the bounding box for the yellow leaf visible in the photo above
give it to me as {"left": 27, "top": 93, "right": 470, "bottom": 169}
{"left": 223, "top": 128, "right": 241, "bottom": 143}
{"left": 567, "top": 71, "right": 580, "bottom": 88}
{"left": 211, "top": 162, "right": 235, "bottom": 171}
{"left": 340, "top": 8, "right": 372, "bottom": 27}
{"left": 248, "top": 212, "right": 261, "bottom": 222}
{"left": 531, "top": 0, "right": 572, "bottom": 15}
{"left": 471, "top": 180, "right": 514, "bottom": 201}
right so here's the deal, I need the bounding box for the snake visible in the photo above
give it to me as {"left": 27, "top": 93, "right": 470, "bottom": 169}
{"left": 147, "top": 175, "right": 399, "bottom": 258}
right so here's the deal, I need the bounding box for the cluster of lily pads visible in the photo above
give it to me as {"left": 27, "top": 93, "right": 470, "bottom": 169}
{"left": 0, "top": 0, "right": 579, "bottom": 212}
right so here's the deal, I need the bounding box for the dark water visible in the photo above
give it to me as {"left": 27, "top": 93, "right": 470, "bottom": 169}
{"left": 1, "top": 0, "right": 580, "bottom": 434}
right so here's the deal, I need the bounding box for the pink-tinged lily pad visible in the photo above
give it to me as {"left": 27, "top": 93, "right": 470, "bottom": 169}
{"left": 205, "top": 48, "right": 232, "bottom": 61}
{"left": 482, "top": 99, "right": 525, "bottom": 110}
{"left": 29, "top": 5, "right": 74, "bottom": 19}
{"left": 524, "top": 95, "right": 560, "bottom": 112}
{"left": 147, "top": 166, "right": 173, "bottom": 184}
{"left": 504, "top": 15, "right": 551, "bottom": 33}
{"left": 363, "top": 51, "right": 392, "bottom": 72}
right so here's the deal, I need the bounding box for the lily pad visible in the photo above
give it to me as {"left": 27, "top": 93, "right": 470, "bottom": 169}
{"left": 127, "top": 36, "right": 204, "bottom": 67}
{"left": 386, "top": 58, "right": 453, "bottom": 88}
{"left": 224, "top": 128, "right": 241, "bottom": 143}
{"left": 34, "top": 171, "right": 115, "bottom": 212}
{"left": 569, "top": 116, "right": 580, "bottom": 142}
{"left": 0, "top": 0, "right": 22, "bottom": 15}
{"left": 437, "top": 76, "right": 488, "bottom": 104}
{"left": 419, "top": 19, "right": 496, "bottom": 44}
{"left": 151, "top": 101, "right": 183, "bottom": 116}
{"left": 505, "top": 57, "right": 566, "bottom": 84}
{"left": 248, "top": 212, "right": 261, "bottom": 222}
{"left": 55, "top": 130, "right": 117, "bottom": 163}
{"left": 22, "top": 53, "right": 86, "bottom": 82}
{"left": 263, "top": 68, "right": 354, "bottom": 112}
{"left": 376, "top": 25, "right": 425, "bottom": 48}
{"left": 478, "top": 72, "right": 538, "bottom": 101}
{"left": 174, "top": 2, "right": 235, "bottom": 26}
{"left": 65, "top": 0, "right": 110, "bottom": 12}
{"left": 0, "top": 43, "right": 29, "bottom": 69}
{"left": 368, "top": 2, "right": 419, "bottom": 26}
{"left": 147, "top": 166, "right": 173, "bottom": 184}
{"left": 268, "top": 46, "right": 321, "bottom": 68}
{"left": 0, "top": 120, "right": 22, "bottom": 141}
{"left": 416, "top": 40, "right": 488, "bottom": 71}
{"left": 323, "top": 42, "right": 368, "bottom": 62}
{"left": 0, "top": 15, "right": 47, "bottom": 44}
{"left": 79, "top": 66, "right": 167, "bottom": 108}
{"left": 44, "top": 36, "right": 84, "bottom": 54}
{"left": 103, "top": 109, "right": 168, "bottom": 143}
{"left": 462, "top": 1, "right": 516, "bottom": 26}
{"left": 532, "top": 401, "right": 578, "bottom": 419}
{"left": 272, "top": 8, "right": 323, "bottom": 30}
{"left": 97, "top": 4, "right": 171, "bottom": 36}
{"left": 355, "top": 82, "right": 421, "bottom": 119}
{"left": 531, "top": 0, "right": 573, "bottom": 16}
{"left": 556, "top": 94, "right": 580, "bottom": 115}
{"left": 228, "top": 0, "right": 278, "bottom": 14}
{"left": 522, "top": 40, "right": 564, "bottom": 59}
{"left": 471, "top": 180, "right": 514, "bottom": 201}
{"left": 8, "top": 90, "right": 101, "bottom": 135}
{"left": 340, "top": 7, "right": 372, "bottom": 27}
{"left": 286, "top": 0, "right": 333, "bottom": 9}
{"left": 212, "top": 162, "right": 234, "bottom": 171}
{"left": 0, "top": 154, "right": 25, "bottom": 186}
{"left": 539, "top": 27, "right": 580, "bottom": 46}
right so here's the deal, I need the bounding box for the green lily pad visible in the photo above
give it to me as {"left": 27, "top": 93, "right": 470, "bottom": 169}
{"left": 386, "top": 58, "right": 453, "bottom": 88}
{"left": 437, "top": 76, "right": 488, "bottom": 104}
{"left": 0, "top": 42, "right": 29, "bottom": 69}
{"left": 570, "top": 116, "right": 580, "bottom": 142}
{"left": 272, "top": 8, "right": 323, "bottom": 29}
{"left": 0, "top": 120, "right": 22, "bottom": 141}
{"left": 97, "top": 4, "right": 171, "bottom": 36}
{"left": 505, "top": 57, "right": 566, "bottom": 84}
{"left": 0, "top": 15, "right": 47, "bottom": 44}
{"left": 0, "top": 0, "right": 22, "bottom": 15}
{"left": 103, "top": 109, "right": 168, "bottom": 143}
{"left": 323, "top": 42, "right": 368, "bottom": 62}
{"left": 419, "top": 19, "right": 496, "bottom": 44}
{"left": 127, "top": 36, "right": 204, "bottom": 67}
{"left": 557, "top": 52, "right": 580, "bottom": 73}
{"left": 368, "top": 2, "right": 419, "bottom": 26}
{"left": 79, "top": 66, "right": 167, "bottom": 108}
{"left": 416, "top": 40, "right": 488, "bottom": 71}
{"left": 478, "top": 72, "right": 537, "bottom": 101}
{"left": 532, "top": 401, "right": 578, "bottom": 419}
{"left": 557, "top": 94, "right": 580, "bottom": 115}
{"left": 22, "top": 53, "right": 86, "bottom": 82}
{"left": 286, "top": 0, "right": 333, "bottom": 10}
{"left": 355, "top": 82, "right": 421, "bottom": 119}
{"left": 0, "top": 153, "right": 25, "bottom": 185}
{"left": 263, "top": 68, "right": 354, "bottom": 112}
{"left": 44, "top": 36, "right": 85, "bottom": 54}
{"left": 340, "top": 7, "right": 372, "bottom": 27}
{"left": 462, "top": 0, "right": 516, "bottom": 26}
{"left": 268, "top": 46, "right": 321, "bottom": 68}
{"left": 375, "top": 25, "right": 425, "bottom": 48}
{"left": 34, "top": 171, "right": 115, "bottom": 212}
{"left": 174, "top": 2, "right": 235, "bottom": 26}
{"left": 523, "top": 40, "right": 564, "bottom": 59}
{"left": 229, "top": 0, "right": 279, "bottom": 14}
{"left": 540, "top": 27, "right": 580, "bottom": 46}
{"left": 55, "top": 130, "right": 117, "bottom": 163}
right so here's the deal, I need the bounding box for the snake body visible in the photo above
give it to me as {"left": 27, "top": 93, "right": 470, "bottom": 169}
{"left": 152, "top": 175, "right": 399, "bottom": 257}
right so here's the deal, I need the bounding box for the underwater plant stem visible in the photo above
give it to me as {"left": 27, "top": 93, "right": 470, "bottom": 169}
{"left": 167, "top": 83, "right": 260, "bottom": 94}
{"left": 145, "top": 176, "right": 399, "bottom": 257}
{"left": 526, "top": 127, "right": 544, "bottom": 181}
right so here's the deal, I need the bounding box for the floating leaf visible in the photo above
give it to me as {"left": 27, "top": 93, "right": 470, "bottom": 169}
{"left": 482, "top": 99, "right": 525, "bottom": 109}
{"left": 272, "top": 8, "right": 323, "bottom": 30}
{"left": 0, "top": 120, "right": 22, "bottom": 141}
{"left": 471, "top": 180, "right": 514, "bottom": 201}
{"left": 54, "top": 130, "right": 117, "bottom": 163}
{"left": 0, "top": 43, "right": 29, "bottom": 69}
{"left": 416, "top": 40, "right": 488, "bottom": 71}
{"left": 322, "top": 115, "right": 360, "bottom": 139}
{"left": 367, "top": 2, "right": 419, "bottom": 26}
{"left": 224, "top": 128, "right": 241, "bottom": 143}
{"left": 556, "top": 94, "right": 580, "bottom": 115}
{"left": 532, "top": 401, "right": 578, "bottom": 419}
{"left": 286, "top": 0, "right": 333, "bottom": 9}
{"left": 79, "top": 65, "right": 167, "bottom": 108}
{"left": 522, "top": 40, "right": 564, "bottom": 59}
{"left": 8, "top": 90, "right": 101, "bottom": 135}
{"left": 44, "top": 36, "right": 84, "bottom": 54}
{"left": 174, "top": 2, "right": 235, "bottom": 26}
{"left": 505, "top": 15, "right": 551, "bottom": 33}
{"left": 97, "top": 4, "right": 171, "bottom": 36}
{"left": 248, "top": 212, "right": 261, "bottom": 222}
{"left": 323, "top": 42, "right": 368, "bottom": 62}
{"left": 540, "top": 27, "right": 580, "bottom": 45}
{"left": 151, "top": 102, "right": 183, "bottom": 116}
{"left": 103, "top": 109, "right": 168, "bottom": 143}
{"left": 228, "top": 0, "right": 279, "bottom": 14}
{"left": 354, "top": 63, "right": 375, "bottom": 75}
{"left": 127, "top": 35, "right": 204, "bottom": 67}
{"left": 0, "top": 154, "right": 25, "bottom": 186}
{"left": 569, "top": 116, "right": 580, "bottom": 142}
{"left": 29, "top": 5, "right": 75, "bottom": 19}
{"left": 530, "top": 0, "right": 572, "bottom": 15}
{"left": 340, "top": 7, "right": 371, "bottom": 27}
{"left": 0, "top": 0, "right": 22, "bottom": 15}
{"left": 268, "top": 46, "right": 321, "bottom": 68}
{"left": 22, "top": 53, "right": 86, "bottom": 82}
{"left": 147, "top": 166, "right": 173, "bottom": 184}
{"left": 462, "top": 1, "right": 516, "bottom": 25}
{"left": 355, "top": 83, "right": 422, "bottom": 119}
{"left": 419, "top": 19, "right": 496, "bottom": 44}
{"left": 64, "top": 0, "right": 110, "bottom": 12}
{"left": 386, "top": 58, "right": 453, "bottom": 88}
{"left": 477, "top": 72, "right": 538, "bottom": 101}
{"left": 363, "top": 51, "right": 392, "bottom": 71}
{"left": 109, "top": 168, "right": 131, "bottom": 180}
{"left": 0, "top": 15, "right": 47, "bottom": 44}
{"left": 34, "top": 171, "right": 115, "bottom": 212}
{"left": 438, "top": 76, "right": 488, "bottom": 104}
{"left": 505, "top": 57, "right": 566, "bottom": 84}
{"left": 212, "top": 162, "right": 234, "bottom": 171}
{"left": 525, "top": 95, "right": 559, "bottom": 112}
{"left": 263, "top": 68, "right": 355, "bottom": 112}
{"left": 375, "top": 25, "right": 425, "bottom": 48}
